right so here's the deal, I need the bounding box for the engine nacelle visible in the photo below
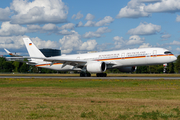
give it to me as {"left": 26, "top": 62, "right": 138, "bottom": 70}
{"left": 118, "top": 66, "right": 137, "bottom": 73}
{"left": 86, "top": 62, "right": 106, "bottom": 73}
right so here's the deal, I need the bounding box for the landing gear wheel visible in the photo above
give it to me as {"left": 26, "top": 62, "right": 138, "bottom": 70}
{"left": 80, "top": 72, "right": 91, "bottom": 77}
{"left": 96, "top": 73, "right": 107, "bottom": 77}
{"left": 87, "top": 73, "right": 91, "bottom": 77}
{"left": 80, "top": 72, "right": 85, "bottom": 77}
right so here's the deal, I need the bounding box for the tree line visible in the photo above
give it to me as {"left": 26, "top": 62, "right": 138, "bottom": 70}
{"left": 0, "top": 55, "right": 180, "bottom": 74}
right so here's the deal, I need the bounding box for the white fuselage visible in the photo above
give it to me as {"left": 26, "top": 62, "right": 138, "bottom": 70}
{"left": 34, "top": 48, "right": 177, "bottom": 71}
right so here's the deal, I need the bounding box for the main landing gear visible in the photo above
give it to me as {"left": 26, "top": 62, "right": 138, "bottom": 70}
{"left": 79, "top": 72, "right": 107, "bottom": 77}
{"left": 96, "top": 73, "right": 107, "bottom": 77}
{"left": 80, "top": 72, "right": 91, "bottom": 77}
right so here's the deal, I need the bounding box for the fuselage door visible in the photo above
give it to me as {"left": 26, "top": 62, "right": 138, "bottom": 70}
{"left": 121, "top": 53, "right": 125, "bottom": 60}
{"left": 153, "top": 50, "right": 157, "bottom": 57}
{"left": 146, "top": 53, "right": 151, "bottom": 64}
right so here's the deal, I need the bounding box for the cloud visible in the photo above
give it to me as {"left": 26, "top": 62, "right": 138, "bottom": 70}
{"left": 138, "top": 0, "right": 162, "bottom": 3}
{"left": 127, "top": 22, "right": 161, "bottom": 35}
{"left": 27, "top": 25, "right": 41, "bottom": 32}
{"left": 59, "top": 23, "right": 75, "bottom": 30}
{"left": 96, "top": 27, "right": 112, "bottom": 34}
{"left": 126, "top": 35, "right": 145, "bottom": 45}
{"left": 159, "top": 40, "right": 180, "bottom": 48}
{"left": 0, "top": 22, "right": 27, "bottom": 36}
{"left": 10, "top": 0, "right": 68, "bottom": 24}
{"left": 80, "top": 40, "right": 97, "bottom": 51}
{"left": 83, "top": 32, "right": 101, "bottom": 39}
{"left": 59, "top": 31, "right": 97, "bottom": 53}
{"left": 117, "top": 0, "right": 180, "bottom": 19}
{"left": 116, "top": 6, "right": 150, "bottom": 18}
{"left": 169, "top": 40, "right": 180, "bottom": 45}
{"left": 72, "top": 11, "right": 83, "bottom": 20}
{"left": 113, "top": 35, "right": 145, "bottom": 49}
{"left": 116, "top": 0, "right": 150, "bottom": 18}
{"left": 0, "top": 36, "right": 26, "bottom": 49}
{"left": 77, "top": 21, "right": 83, "bottom": 27}
{"left": 176, "top": 47, "right": 180, "bottom": 52}
{"left": 84, "top": 16, "right": 114, "bottom": 27}
{"left": 31, "top": 37, "right": 59, "bottom": 49}
{"left": 161, "top": 33, "right": 171, "bottom": 40}
{"left": 85, "top": 13, "right": 95, "bottom": 21}
{"left": 83, "top": 27, "right": 111, "bottom": 39}
{"left": 95, "top": 16, "right": 114, "bottom": 26}
{"left": 84, "top": 21, "right": 96, "bottom": 27}
{"left": 113, "top": 36, "right": 125, "bottom": 49}
{"left": 139, "top": 43, "right": 152, "bottom": 48}
{"left": 0, "top": 36, "right": 59, "bottom": 52}
{"left": 58, "top": 30, "right": 75, "bottom": 35}
{"left": 27, "top": 23, "right": 75, "bottom": 34}
{"left": 0, "top": 7, "right": 11, "bottom": 21}
{"left": 145, "top": 0, "right": 180, "bottom": 13}
{"left": 0, "top": 22, "right": 75, "bottom": 36}
{"left": 42, "top": 23, "right": 58, "bottom": 31}
{"left": 176, "top": 15, "right": 180, "bottom": 22}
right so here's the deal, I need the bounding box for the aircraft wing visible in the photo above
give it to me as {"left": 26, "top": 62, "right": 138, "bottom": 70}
{"left": 43, "top": 58, "right": 88, "bottom": 67}
{"left": 43, "top": 57, "right": 116, "bottom": 68}
{"left": 44, "top": 58, "right": 86, "bottom": 63}
{"left": 5, "top": 56, "right": 86, "bottom": 63}
{"left": 5, "top": 56, "right": 115, "bottom": 68}
{"left": 4, "top": 56, "right": 36, "bottom": 65}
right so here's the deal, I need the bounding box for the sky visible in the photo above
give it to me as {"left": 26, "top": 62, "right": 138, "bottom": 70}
{"left": 0, "top": 0, "right": 180, "bottom": 56}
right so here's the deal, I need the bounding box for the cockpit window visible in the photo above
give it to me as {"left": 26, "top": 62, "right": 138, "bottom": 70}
{"left": 164, "top": 51, "right": 172, "bottom": 54}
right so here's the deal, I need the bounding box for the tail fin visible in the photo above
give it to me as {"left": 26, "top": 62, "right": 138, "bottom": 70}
{"left": 23, "top": 38, "right": 45, "bottom": 58}
{"left": 4, "top": 48, "right": 13, "bottom": 56}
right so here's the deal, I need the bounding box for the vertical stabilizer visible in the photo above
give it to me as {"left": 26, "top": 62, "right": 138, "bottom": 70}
{"left": 23, "top": 38, "right": 45, "bottom": 58}
{"left": 4, "top": 48, "right": 11, "bottom": 55}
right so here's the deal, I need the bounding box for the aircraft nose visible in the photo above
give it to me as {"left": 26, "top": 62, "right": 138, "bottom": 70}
{"left": 173, "top": 55, "right": 177, "bottom": 62}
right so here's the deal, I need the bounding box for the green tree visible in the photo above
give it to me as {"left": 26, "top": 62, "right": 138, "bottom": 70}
{"left": 156, "top": 65, "right": 164, "bottom": 73}
{"left": 13, "top": 61, "right": 20, "bottom": 72}
{"left": 167, "top": 62, "right": 175, "bottom": 73}
{"left": 19, "top": 62, "right": 29, "bottom": 73}
{"left": 136, "top": 66, "right": 148, "bottom": 73}
{"left": 175, "top": 55, "right": 180, "bottom": 73}
{"left": 2, "top": 61, "right": 14, "bottom": 72}
{"left": 0, "top": 57, "right": 6, "bottom": 72}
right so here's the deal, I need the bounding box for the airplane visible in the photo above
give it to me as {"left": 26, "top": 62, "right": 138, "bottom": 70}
{"left": 6, "top": 38, "right": 177, "bottom": 77}
{"left": 4, "top": 48, "right": 39, "bottom": 65}
{"left": 4, "top": 48, "right": 22, "bottom": 57}
{"left": 4, "top": 48, "right": 27, "bottom": 62}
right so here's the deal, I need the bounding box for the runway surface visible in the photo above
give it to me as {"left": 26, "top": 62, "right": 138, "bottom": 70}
{"left": 1, "top": 76, "right": 180, "bottom": 79}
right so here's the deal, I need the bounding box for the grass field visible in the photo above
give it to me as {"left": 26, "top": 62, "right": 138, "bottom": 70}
{"left": 0, "top": 78, "right": 180, "bottom": 119}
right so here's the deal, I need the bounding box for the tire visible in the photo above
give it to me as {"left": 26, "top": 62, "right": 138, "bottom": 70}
{"left": 87, "top": 73, "right": 91, "bottom": 77}
{"left": 80, "top": 72, "right": 84, "bottom": 77}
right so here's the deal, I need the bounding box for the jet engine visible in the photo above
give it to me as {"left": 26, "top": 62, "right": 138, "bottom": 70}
{"left": 86, "top": 62, "right": 106, "bottom": 73}
{"left": 118, "top": 66, "right": 137, "bottom": 73}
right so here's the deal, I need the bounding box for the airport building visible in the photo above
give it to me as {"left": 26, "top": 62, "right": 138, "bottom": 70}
{"left": 39, "top": 48, "right": 61, "bottom": 57}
